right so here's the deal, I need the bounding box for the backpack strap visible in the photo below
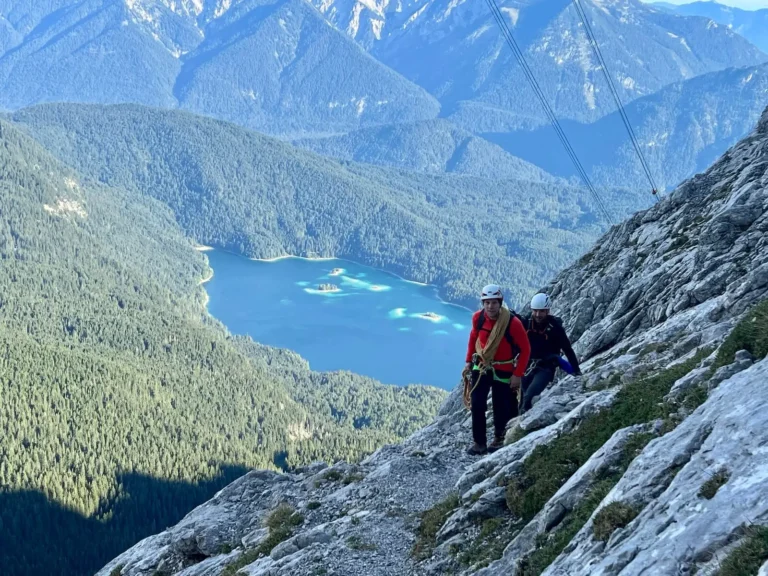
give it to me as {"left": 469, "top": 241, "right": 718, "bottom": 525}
{"left": 504, "top": 312, "right": 521, "bottom": 356}
{"left": 475, "top": 309, "right": 486, "bottom": 333}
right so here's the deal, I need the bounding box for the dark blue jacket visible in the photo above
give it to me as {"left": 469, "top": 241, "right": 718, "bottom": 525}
{"left": 522, "top": 315, "right": 581, "bottom": 374}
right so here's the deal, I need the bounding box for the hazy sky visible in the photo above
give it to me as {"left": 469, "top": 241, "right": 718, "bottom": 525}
{"left": 644, "top": 0, "right": 768, "bottom": 9}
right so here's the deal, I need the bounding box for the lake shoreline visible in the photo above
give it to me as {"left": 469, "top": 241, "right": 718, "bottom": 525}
{"left": 252, "top": 254, "right": 336, "bottom": 263}
{"left": 198, "top": 268, "right": 214, "bottom": 310}
{"left": 234, "top": 251, "right": 473, "bottom": 313}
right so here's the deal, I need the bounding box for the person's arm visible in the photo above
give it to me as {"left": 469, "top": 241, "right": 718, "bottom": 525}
{"left": 466, "top": 312, "right": 480, "bottom": 364}
{"left": 509, "top": 316, "right": 531, "bottom": 378}
{"left": 556, "top": 321, "right": 581, "bottom": 375}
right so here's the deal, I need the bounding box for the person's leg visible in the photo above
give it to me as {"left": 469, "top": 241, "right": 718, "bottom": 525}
{"left": 521, "top": 369, "right": 555, "bottom": 411}
{"left": 510, "top": 382, "right": 521, "bottom": 421}
{"left": 521, "top": 372, "right": 534, "bottom": 412}
{"left": 470, "top": 372, "right": 492, "bottom": 447}
{"left": 490, "top": 380, "right": 514, "bottom": 442}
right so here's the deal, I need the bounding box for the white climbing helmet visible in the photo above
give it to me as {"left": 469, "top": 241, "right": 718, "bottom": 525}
{"left": 481, "top": 284, "right": 503, "bottom": 301}
{"left": 530, "top": 293, "right": 551, "bottom": 310}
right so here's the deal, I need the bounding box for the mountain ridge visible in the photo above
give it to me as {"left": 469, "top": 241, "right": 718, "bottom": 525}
{"left": 292, "top": 118, "right": 560, "bottom": 181}
{"left": 1, "top": 0, "right": 767, "bottom": 140}
{"left": 484, "top": 60, "right": 768, "bottom": 191}
{"left": 310, "top": 0, "right": 768, "bottom": 130}
{"left": 655, "top": 0, "right": 768, "bottom": 53}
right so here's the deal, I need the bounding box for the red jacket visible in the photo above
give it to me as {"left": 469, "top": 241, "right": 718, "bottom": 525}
{"left": 466, "top": 311, "right": 531, "bottom": 377}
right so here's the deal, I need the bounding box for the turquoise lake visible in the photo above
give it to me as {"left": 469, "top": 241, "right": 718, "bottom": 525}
{"left": 203, "top": 250, "right": 473, "bottom": 389}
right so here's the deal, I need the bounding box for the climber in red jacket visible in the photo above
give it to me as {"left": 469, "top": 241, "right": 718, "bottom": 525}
{"left": 464, "top": 284, "right": 531, "bottom": 455}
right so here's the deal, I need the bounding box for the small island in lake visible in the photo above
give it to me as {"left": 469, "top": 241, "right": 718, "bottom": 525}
{"left": 317, "top": 283, "right": 340, "bottom": 293}
{"left": 329, "top": 268, "right": 345, "bottom": 276}
{"left": 418, "top": 312, "right": 444, "bottom": 322}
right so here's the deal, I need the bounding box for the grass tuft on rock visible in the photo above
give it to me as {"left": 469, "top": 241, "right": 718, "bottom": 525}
{"left": 714, "top": 299, "right": 768, "bottom": 369}
{"left": 314, "top": 469, "right": 343, "bottom": 487}
{"left": 518, "top": 432, "right": 655, "bottom": 575}
{"left": 342, "top": 473, "right": 365, "bottom": 485}
{"left": 222, "top": 503, "right": 304, "bottom": 575}
{"left": 457, "top": 517, "right": 514, "bottom": 569}
{"left": 411, "top": 492, "right": 460, "bottom": 561}
{"left": 519, "top": 478, "right": 615, "bottom": 576}
{"left": 346, "top": 535, "right": 377, "bottom": 551}
{"left": 716, "top": 525, "right": 768, "bottom": 576}
{"left": 698, "top": 468, "right": 731, "bottom": 500}
{"left": 505, "top": 425, "right": 529, "bottom": 446}
{"left": 592, "top": 501, "right": 639, "bottom": 542}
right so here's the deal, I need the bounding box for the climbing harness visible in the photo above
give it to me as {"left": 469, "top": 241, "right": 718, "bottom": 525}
{"left": 524, "top": 354, "right": 576, "bottom": 377}
{"left": 473, "top": 353, "right": 517, "bottom": 383}
{"left": 462, "top": 353, "right": 521, "bottom": 409}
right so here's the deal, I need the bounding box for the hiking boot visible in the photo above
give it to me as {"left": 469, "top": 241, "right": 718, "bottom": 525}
{"left": 488, "top": 436, "right": 505, "bottom": 453}
{"left": 466, "top": 443, "right": 487, "bottom": 455}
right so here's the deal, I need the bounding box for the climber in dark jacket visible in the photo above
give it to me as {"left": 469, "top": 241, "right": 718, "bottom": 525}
{"left": 520, "top": 293, "right": 581, "bottom": 412}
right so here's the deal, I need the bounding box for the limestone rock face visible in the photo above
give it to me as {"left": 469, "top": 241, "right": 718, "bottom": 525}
{"left": 99, "top": 109, "right": 768, "bottom": 576}
{"left": 542, "top": 358, "right": 768, "bottom": 576}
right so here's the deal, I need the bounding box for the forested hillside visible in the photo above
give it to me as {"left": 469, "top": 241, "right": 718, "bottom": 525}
{"left": 0, "top": 118, "right": 445, "bottom": 576}
{"left": 292, "top": 118, "right": 557, "bottom": 181}
{"left": 11, "top": 103, "right": 651, "bottom": 308}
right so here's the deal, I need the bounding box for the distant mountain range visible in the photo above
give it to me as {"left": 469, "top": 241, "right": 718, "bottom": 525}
{"left": 310, "top": 0, "right": 767, "bottom": 130}
{"left": 1, "top": 0, "right": 766, "bottom": 137}
{"left": 653, "top": 0, "right": 768, "bottom": 53}
{"left": 484, "top": 61, "right": 768, "bottom": 190}
{"left": 0, "top": 0, "right": 439, "bottom": 134}
{"left": 0, "top": 0, "right": 766, "bottom": 244}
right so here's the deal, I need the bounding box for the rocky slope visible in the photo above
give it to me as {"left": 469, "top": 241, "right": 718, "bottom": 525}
{"left": 98, "top": 107, "right": 768, "bottom": 576}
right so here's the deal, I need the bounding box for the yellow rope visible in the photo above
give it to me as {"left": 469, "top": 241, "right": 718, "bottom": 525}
{"left": 462, "top": 307, "right": 514, "bottom": 410}
{"left": 474, "top": 307, "right": 510, "bottom": 366}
